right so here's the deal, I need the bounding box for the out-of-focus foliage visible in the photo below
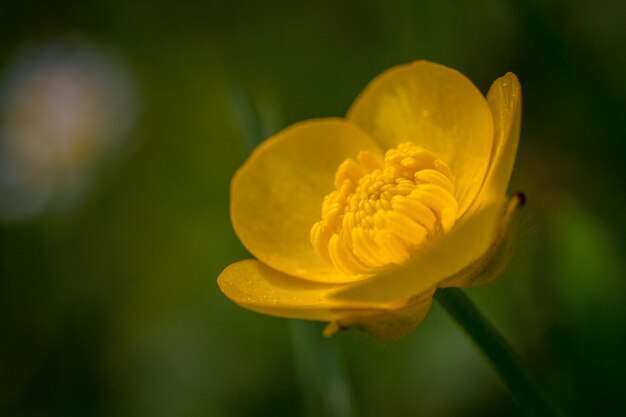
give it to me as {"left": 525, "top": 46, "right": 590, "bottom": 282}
{"left": 1, "top": 1, "right": 625, "bottom": 416}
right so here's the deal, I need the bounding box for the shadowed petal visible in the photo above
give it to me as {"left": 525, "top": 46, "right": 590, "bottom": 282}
{"left": 440, "top": 193, "right": 524, "bottom": 288}
{"left": 324, "top": 289, "right": 434, "bottom": 339}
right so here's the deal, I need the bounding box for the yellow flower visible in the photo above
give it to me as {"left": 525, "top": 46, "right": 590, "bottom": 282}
{"left": 218, "top": 61, "right": 522, "bottom": 338}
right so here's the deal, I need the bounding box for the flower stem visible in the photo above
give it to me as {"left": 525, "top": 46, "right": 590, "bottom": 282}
{"left": 289, "top": 321, "right": 357, "bottom": 417}
{"left": 435, "top": 287, "right": 565, "bottom": 417}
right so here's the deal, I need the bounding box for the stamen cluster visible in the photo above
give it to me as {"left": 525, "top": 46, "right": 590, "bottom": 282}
{"left": 311, "top": 143, "right": 459, "bottom": 275}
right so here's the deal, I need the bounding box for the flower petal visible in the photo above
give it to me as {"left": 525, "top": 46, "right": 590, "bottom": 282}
{"left": 439, "top": 192, "right": 524, "bottom": 287}
{"left": 324, "top": 289, "right": 434, "bottom": 339}
{"left": 218, "top": 260, "right": 340, "bottom": 320}
{"left": 231, "top": 118, "right": 383, "bottom": 283}
{"left": 473, "top": 72, "right": 522, "bottom": 206}
{"left": 217, "top": 259, "right": 401, "bottom": 321}
{"left": 330, "top": 197, "right": 509, "bottom": 305}
{"left": 347, "top": 61, "right": 494, "bottom": 216}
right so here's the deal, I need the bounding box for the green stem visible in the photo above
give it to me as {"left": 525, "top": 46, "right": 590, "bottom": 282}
{"left": 435, "top": 288, "right": 565, "bottom": 417}
{"left": 289, "top": 321, "right": 357, "bottom": 417}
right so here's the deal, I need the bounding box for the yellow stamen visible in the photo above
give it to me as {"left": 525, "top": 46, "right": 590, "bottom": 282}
{"left": 311, "top": 142, "right": 459, "bottom": 275}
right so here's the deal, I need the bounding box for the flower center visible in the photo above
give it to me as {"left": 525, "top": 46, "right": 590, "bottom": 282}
{"left": 310, "top": 142, "right": 459, "bottom": 275}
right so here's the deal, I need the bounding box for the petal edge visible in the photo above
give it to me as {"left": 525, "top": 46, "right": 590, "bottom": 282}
{"left": 472, "top": 72, "right": 522, "bottom": 209}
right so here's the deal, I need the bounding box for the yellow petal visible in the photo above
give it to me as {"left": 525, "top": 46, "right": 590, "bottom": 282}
{"left": 330, "top": 197, "right": 509, "bottom": 305}
{"left": 324, "top": 289, "right": 434, "bottom": 339}
{"left": 218, "top": 260, "right": 340, "bottom": 320}
{"left": 472, "top": 72, "right": 522, "bottom": 208}
{"left": 440, "top": 192, "right": 524, "bottom": 288}
{"left": 347, "top": 61, "right": 494, "bottom": 215}
{"left": 218, "top": 259, "right": 402, "bottom": 321}
{"left": 231, "top": 118, "right": 383, "bottom": 283}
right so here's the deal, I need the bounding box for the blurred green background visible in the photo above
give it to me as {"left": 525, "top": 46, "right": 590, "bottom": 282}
{"left": 1, "top": 0, "right": 626, "bottom": 416}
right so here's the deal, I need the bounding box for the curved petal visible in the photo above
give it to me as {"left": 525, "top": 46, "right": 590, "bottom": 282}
{"left": 347, "top": 61, "right": 494, "bottom": 216}
{"left": 231, "top": 118, "right": 383, "bottom": 283}
{"left": 471, "top": 72, "right": 522, "bottom": 209}
{"left": 217, "top": 259, "right": 403, "bottom": 321}
{"left": 324, "top": 289, "right": 434, "bottom": 339}
{"left": 439, "top": 192, "right": 524, "bottom": 288}
{"left": 330, "top": 197, "right": 509, "bottom": 305}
